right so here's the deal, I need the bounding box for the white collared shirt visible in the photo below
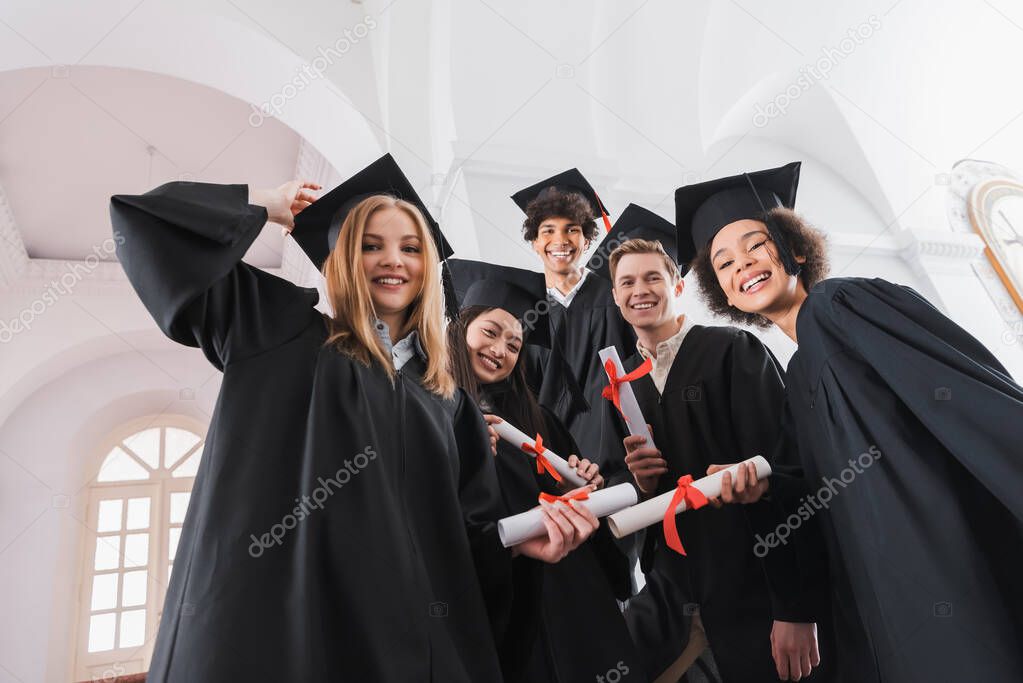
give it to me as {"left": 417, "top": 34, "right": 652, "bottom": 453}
{"left": 372, "top": 318, "right": 420, "bottom": 371}
{"left": 547, "top": 269, "right": 590, "bottom": 308}
{"left": 636, "top": 316, "right": 693, "bottom": 394}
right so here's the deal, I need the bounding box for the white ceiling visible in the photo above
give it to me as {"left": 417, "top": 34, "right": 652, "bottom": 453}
{"left": 0, "top": 66, "right": 301, "bottom": 266}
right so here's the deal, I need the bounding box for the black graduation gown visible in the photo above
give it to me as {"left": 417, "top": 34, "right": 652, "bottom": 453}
{"left": 616, "top": 325, "right": 834, "bottom": 682}
{"left": 111, "top": 182, "right": 514, "bottom": 682}
{"left": 768, "top": 277, "right": 1023, "bottom": 681}
{"left": 481, "top": 384, "right": 645, "bottom": 683}
{"left": 526, "top": 273, "right": 637, "bottom": 480}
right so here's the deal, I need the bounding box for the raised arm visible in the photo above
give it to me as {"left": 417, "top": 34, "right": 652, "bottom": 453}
{"left": 111, "top": 180, "right": 321, "bottom": 369}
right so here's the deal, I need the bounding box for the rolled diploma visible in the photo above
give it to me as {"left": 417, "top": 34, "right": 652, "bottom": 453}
{"left": 598, "top": 346, "right": 655, "bottom": 447}
{"left": 498, "top": 483, "right": 639, "bottom": 547}
{"left": 606, "top": 456, "right": 772, "bottom": 539}
{"left": 491, "top": 419, "right": 587, "bottom": 488}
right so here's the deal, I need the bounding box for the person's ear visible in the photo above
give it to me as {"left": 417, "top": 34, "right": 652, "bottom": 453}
{"left": 795, "top": 254, "right": 807, "bottom": 264}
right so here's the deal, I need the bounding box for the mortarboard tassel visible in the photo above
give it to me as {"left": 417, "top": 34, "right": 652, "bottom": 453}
{"left": 743, "top": 173, "right": 801, "bottom": 276}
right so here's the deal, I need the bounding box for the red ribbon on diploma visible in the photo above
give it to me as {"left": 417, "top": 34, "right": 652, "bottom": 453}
{"left": 538, "top": 489, "right": 590, "bottom": 505}
{"left": 602, "top": 357, "right": 653, "bottom": 419}
{"left": 521, "top": 434, "right": 563, "bottom": 482}
{"left": 663, "top": 475, "right": 708, "bottom": 556}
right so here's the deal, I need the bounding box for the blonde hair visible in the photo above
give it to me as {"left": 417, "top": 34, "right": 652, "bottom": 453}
{"left": 322, "top": 195, "right": 455, "bottom": 398}
{"left": 608, "top": 238, "right": 681, "bottom": 284}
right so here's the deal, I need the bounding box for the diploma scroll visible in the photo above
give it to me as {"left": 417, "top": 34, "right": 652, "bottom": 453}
{"left": 598, "top": 346, "right": 655, "bottom": 447}
{"left": 497, "top": 483, "right": 639, "bottom": 547}
{"left": 491, "top": 419, "right": 588, "bottom": 488}
{"left": 606, "top": 456, "right": 772, "bottom": 538}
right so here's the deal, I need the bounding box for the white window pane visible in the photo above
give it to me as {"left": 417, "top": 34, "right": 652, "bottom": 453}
{"left": 169, "top": 492, "right": 190, "bottom": 524}
{"left": 123, "top": 533, "right": 149, "bottom": 568}
{"left": 167, "top": 563, "right": 173, "bottom": 583}
{"left": 121, "top": 570, "right": 147, "bottom": 607}
{"left": 118, "top": 609, "right": 146, "bottom": 648}
{"left": 87, "top": 612, "right": 116, "bottom": 652}
{"left": 90, "top": 573, "right": 118, "bottom": 611}
{"left": 94, "top": 536, "right": 120, "bottom": 571}
{"left": 171, "top": 447, "right": 202, "bottom": 478}
{"left": 96, "top": 499, "right": 123, "bottom": 533}
{"left": 125, "top": 497, "right": 150, "bottom": 530}
{"left": 97, "top": 447, "right": 150, "bottom": 482}
{"left": 123, "top": 428, "right": 160, "bottom": 469}
{"left": 165, "top": 428, "right": 201, "bottom": 467}
{"left": 168, "top": 527, "right": 181, "bottom": 561}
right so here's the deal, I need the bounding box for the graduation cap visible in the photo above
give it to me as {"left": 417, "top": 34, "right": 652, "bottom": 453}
{"left": 444, "top": 259, "right": 550, "bottom": 348}
{"left": 511, "top": 168, "right": 613, "bottom": 233}
{"left": 674, "top": 162, "right": 801, "bottom": 274}
{"left": 586, "top": 203, "right": 677, "bottom": 282}
{"left": 291, "top": 153, "right": 453, "bottom": 270}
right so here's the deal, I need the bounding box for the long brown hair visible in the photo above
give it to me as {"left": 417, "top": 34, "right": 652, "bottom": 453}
{"left": 447, "top": 306, "right": 546, "bottom": 437}
{"left": 322, "top": 194, "right": 455, "bottom": 397}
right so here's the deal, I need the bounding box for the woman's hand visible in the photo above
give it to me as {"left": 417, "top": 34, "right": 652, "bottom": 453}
{"left": 706, "top": 461, "right": 769, "bottom": 508}
{"left": 482, "top": 414, "right": 502, "bottom": 456}
{"left": 249, "top": 180, "right": 322, "bottom": 231}
{"left": 512, "top": 488, "right": 598, "bottom": 563}
{"left": 563, "top": 454, "right": 604, "bottom": 490}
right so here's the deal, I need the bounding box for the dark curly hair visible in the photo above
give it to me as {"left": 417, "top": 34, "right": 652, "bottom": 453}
{"left": 691, "top": 208, "right": 830, "bottom": 328}
{"left": 521, "top": 188, "right": 599, "bottom": 242}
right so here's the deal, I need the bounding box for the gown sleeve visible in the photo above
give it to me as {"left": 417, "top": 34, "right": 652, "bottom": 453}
{"left": 727, "top": 331, "right": 830, "bottom": 623}
{"left": 449, "top": 391, "right": 521, "bottom": 649}
{"left": 819, "top": 277, "right": 1023, "bottom": 523}
{"left": 111, "top": 182, "right": 319, "bottom": 370}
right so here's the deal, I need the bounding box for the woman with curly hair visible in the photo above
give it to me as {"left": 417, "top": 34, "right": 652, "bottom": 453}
{"left": 680, "top": 162, "right": 1023, "bottom": 681}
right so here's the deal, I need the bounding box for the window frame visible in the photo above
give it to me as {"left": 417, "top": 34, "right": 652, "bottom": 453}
{"left": 72, "top": 415, "right": 205, "bottom": 680}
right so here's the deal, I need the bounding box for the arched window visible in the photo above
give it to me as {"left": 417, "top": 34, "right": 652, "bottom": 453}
{"left": 73, "top": 417, "right": 204, "bottom": 680}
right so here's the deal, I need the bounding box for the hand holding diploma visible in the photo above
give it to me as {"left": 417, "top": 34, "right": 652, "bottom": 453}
{"left": 607, "top": 456, "right": 772, "bottom": 555}
{"left": 623, "top": 425, "right": 667, "bottom": 496}
{"left": 498, "top": 483, "right": 639, "bottom": 547}
{"left": 563, "top": 454, "right": 604, "bottom": 490}
{"left": 491, "top": 418, "right": 588, "bottom": 488}
{"left": 510, "top": 487, "right": 600, "bottom": 563}
{"left": 706, "top": 461, "right": 770, "bottom": 507}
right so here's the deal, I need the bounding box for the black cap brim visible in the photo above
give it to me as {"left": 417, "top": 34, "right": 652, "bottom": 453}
{"left": 444, "top": 258, "right": 550, "bottom": 348}
{"left": 510, "top": 168, "right": 610, "bottom": 228}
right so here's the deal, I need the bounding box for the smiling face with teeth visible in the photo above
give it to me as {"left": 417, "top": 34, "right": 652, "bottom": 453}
{"left": 611, "top": 251, "right": 682, "bottom": 335}
{"left": 531, "top": 216, "right": 591, "bottom": 276}
{"left": 360, "top": 206, "right": 425, "bottom": 332}
{"left": 464, "top": 307, "right": 525, "bottom": 384}
{"left": 709, "top": 219, "right": 807, "bottom": 319}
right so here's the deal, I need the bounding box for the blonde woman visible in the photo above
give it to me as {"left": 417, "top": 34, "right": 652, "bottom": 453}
{"left": 111, "top": 154, "right": 597, "bottom": 682}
